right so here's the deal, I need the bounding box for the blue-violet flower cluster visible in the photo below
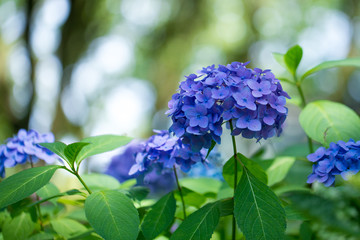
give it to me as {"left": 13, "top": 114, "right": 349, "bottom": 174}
{"left": 0, "top": 129, "right": 58, "bottom": 177}
{"left": 307, "top": 139, "right": 360, "bottom": 187}
{"left": 167, "top": 62, "right": 290, "bottom": 151}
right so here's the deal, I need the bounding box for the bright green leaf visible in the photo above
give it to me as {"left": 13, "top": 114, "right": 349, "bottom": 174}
{"left": 82, "top": 173, "right": 121, "bottom": 191}
{"left": 176, "top": 187, "right": 206, "bottom": 208}
{"left": 222, "top": 156, "right": 243, "bottom": 188}
{"left": 51, "top": 218, "right": 88, "bottom": 238}
{"left": 0, "top": 165, "right": 61, "bottom": 209}
{"left": 171, "top": 202, "right": 220, "bottom": 240}
{"left": 39, "top": 142, "right": 69, "bottom": 163}
{"left": 272, "top": 52, "right": 286, "bottom": 68}
{"left": 141, "top": 192, "right": 176, "bottom": 240}
{"left": 299, "top": 100, "right": 360, "bottom": 146}
{"left": 179, "top": 178, "right": 222, "bottom": 195}
{"left": 234, "top": 167, "right": 286, "bottom": 240}
{"left": 28, "top": 189, "right": 84, "bottom": 208}
{"left": 85, "top": 190, "right": 140, "bottom": 240}
{"left": 64, "top": 142, "right": 90, "bottom": 165}
{"left": 284, "top": 45, "right": 303, "bottom": 76}
{"left": 36, "top": 182, "right": 60, "bottom": 205}
{"left": 75, "top": 135, "right": 132, "bottom": 164}
{"left": 266, "top": 157, "right": 295, "bottom": 186}
{"left": 301, "top": 57, "right": 360, "bottom": 82}
{"left": 2, "top": 212, "right": 35, "bottom": 240}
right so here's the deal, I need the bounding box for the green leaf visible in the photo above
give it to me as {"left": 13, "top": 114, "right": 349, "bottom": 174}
{"left": 141, "top": 192, "right": 176, "bottom": 240}
{"left": 272, "top": 52, "right": 286, "bottom": 68}
{"left": 301, "top": 57, "right": 360, "bottom": 82}
{"left": 2, "top": 212, "right": 35, "bottom": 240}
{"left": 179, "top": 178, "right": 222, "bottom": 195}
{"left": 170, "top": 202, "right": 220, "bottom": 240}
{"left": 0, "top": 165, "right": 61, "bottom": 209}
{"left": 64, "top": 142, "right": 90, "bottom": 165}
{"left": 28, "top": 232, "right": 56, "bottom": 240}
{"left": 51, "top": 218, "right": 88, "bottom": 238}
{"left": 128, "top": 186, "right": 150, "bottom": 202}
{"left": 36, "top": 183, "right": 60, "bottom": 205}
{"left": 234, "top": 167, "right": 286, "bottom": 240}
{"left": 85, "top": 190, "right": 140, "bottom": 240}
{"left": 222, "top": 156, "right": 243, "bottom": 188}
{"left": 284, "top": 45, "right": 303, "bottom": 76}
{"left": 28, "top": 189, "right": 84, "bottom": 208}
{"left": 218, "top": 198, "right": 233, "bottom": 217}
{"left": 176, "top": 187, "right": 206, "bottom": 208}
{"left": 76, "top": 135, "right": 132, "bottom": 164}
{"left": 205, "top": 140, "right": 216, "bottom": 159}
{"left": 82, "top": 173, "right": 121, "bottom": 191}
{"left": 238, "top": 153, "right": 267, "bottom": 184}
{"left": 39, "top": 142, "right": 69, "bottom": 163}
{"left": 299, "top": 100, "right": 360, "bottom": 146}
{"left": 266, "top": 157, "right": 295, "bottom": 186}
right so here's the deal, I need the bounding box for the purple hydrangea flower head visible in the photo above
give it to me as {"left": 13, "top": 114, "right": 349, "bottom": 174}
{"left": 0, "top": 129, "right": 58, "bottom": 177}
{"left": 167, "top": 62, "right": 290, "bottom": 149}
{"left": 307, "top": 139, "right": 360, "bottom": 187}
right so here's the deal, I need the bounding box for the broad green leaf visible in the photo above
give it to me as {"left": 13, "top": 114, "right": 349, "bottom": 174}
{"left": 176, "top": 187, "right": 206, "bottom": 208}
{"left": 234, "top": 167, "right": 286, "bottom": 240}
{"left": 222, "top": 156, "right": 243, "bottom": 188}
{"left": 51, "top": 218, "right": 88, "bottom": 238}
{"left": 205, "top": 140, "right": 216, "bottom": 159}
{"left": 301, "top": 57, "right": 360, "bottom": 82}
{"left": 266, "top": 157, "right": 295, "bottom": 186}
{"left": 39, "top": 142, "right": 68, "bottom": 163}
{"left": 82, "top": 173, "right": 121, "bottom": 191}
{"left": 284, "top": 45, "right": 303, "bottom": 76}
{"left": 284, "top": 205, "right": 307, "bottom": 221}
{"left": 299, "top": 100, "right": 360, "bottom": 146}
{"left": 28, "top": 232, "right": 56, "bottom": 240}
{"left": 272, "top": 52, "right": 286, "bottom": 68}
{"left": 128, "top": 186, "right": 150, "bottom": 202}
{"left": 85, "top": 190, "right": 140, "bottom": 240}
{"left": 2, "top": 212, "right": 35, "bottom": 240}
{"left": 218, "top": 198, "right": 233, "bottom": 217}
{"left": 64, "top": 142, "right": 90, "bottom": 165}
{"left": 180, "top": 178, "right": 222, "bottom": 195}
{"left": 76, "top": 135, "right": 132, "bottom": 164}
{"left": 0, "top": 165, "right": 61, "bottom": 209}
{"left": 141, "top": 192, "right": 176, "bottom": 240}
{"left": 238, "top": 153, "right": 268, "bottom": 184}
{"left": 171, "top": 202, "right": 220, "bottom": 240}
{"left": 299, "top": 222, "right": 313, "bottom": 240}
{"left": 37, "top": 182, "right": 60, "bottom": 205}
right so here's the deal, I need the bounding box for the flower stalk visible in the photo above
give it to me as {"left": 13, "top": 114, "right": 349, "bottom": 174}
{"left": 173, "top": 166, "right": 186, "bottom": 219}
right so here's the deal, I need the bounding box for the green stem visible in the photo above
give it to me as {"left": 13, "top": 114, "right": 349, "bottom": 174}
{"left": 295, "top": 81, "right": 314, "bottom": 153}
{"left": 229, "top": 120, "right": 238, "bottom": 240}
{"left": 173, "top": 166, "right": 186, "bottom": 219}
{"left": 29, "top": 157, "right": 44, "bottom": 231}
{"left": 73, "top": 171, "right": 92, "bottom": 194}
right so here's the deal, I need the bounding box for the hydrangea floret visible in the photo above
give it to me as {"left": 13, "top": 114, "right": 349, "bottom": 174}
{"left": 166, "top": 62, "right": 290, "bottom": 153}
{"left": 0, "top": 129, "right": 57, "bottom": 177}
{"left": 307, "top": 139, "right": 360, "bottom": 187}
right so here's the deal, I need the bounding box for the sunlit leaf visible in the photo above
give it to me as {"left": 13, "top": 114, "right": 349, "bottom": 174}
{"left": 82, "top": 173, "right": 121, "bottom": 191}
{"left": 266, "top": 156, "right": 295, "bottom": 186}
{"left": 51, "top": 218, "right": 88, "bottom": 238}
{"left": 284, "top": 45, "right": 303, "bottom": 76}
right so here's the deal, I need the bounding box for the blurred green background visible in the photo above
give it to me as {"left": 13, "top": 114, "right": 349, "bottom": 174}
{"left": 0, "top": 0, "right": 359, "bottom": 158}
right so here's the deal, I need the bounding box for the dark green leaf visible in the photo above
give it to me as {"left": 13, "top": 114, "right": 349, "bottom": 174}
{"left": 234, "top": 167, "right": 286, "bottom": 240}
{"left": 219, "top": 198, "right": 233, "bottom": 217}
{"left": 128, "top": 186, "right": 150, "bottom": 202}
{"left": 205, "top": 140, "right": 216, "bottom": 159}
{"left": 266, "top": 157, "right": 295, "bottom": 186}
{"left": 299, "top": 100, "right": 360, "bottom": 146}
{"left": 39, "top": 142, "right": 69, "bottom": 163}
{"left": 64, "top": 142, "right": 90, "bottom": 165}
{"left": 82, "top": 173, "right": 121, "bottom": 191}
{"left": 2, "top": 212, "right": 35, "bottom": 240}
{"left": 301, "top": 57, "right": 360, "bottom": 82}
{"left": 299, "top": 221, "right": 313, "bottom": 240}
{"left": 284, "top": 45, "right": 303, "bottom": 76}
{"left": 51, "top": 218, "right": 88, "bottom": 238}
{"left": 76, "top": 135, "right": 132, "bottom": 164}
{"left": 0, "top": 165, "right": 61, "bottom": 209}
{"left": 238, "top": 153, "right": 267, "bottom": 184}
{"left": 141, "top": 192, "right": 176, "bottom": 240}
{"left": 222, "top": 156, "right": 243, "bottom": 188}
{"left": 85, "top": 190, "right": 140, "bottom": 240}
{"left": 171, "top": 202, "right": 220, "bottom": 240}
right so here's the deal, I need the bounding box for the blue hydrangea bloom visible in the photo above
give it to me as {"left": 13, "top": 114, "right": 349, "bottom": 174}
{"left": 307, "top": 139, "right": 360, "bottom": 187}
{"left": 167, "top": 62, "right": 290, "bottom": 151}
{"left": 186, "top": 149, "right": 224, "bottom": 180}
{"left": 0, "top": 129, "right": 58, "bottom": 177}
{"left": 105, "top": 140, "right": 176, "bottom": 195}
